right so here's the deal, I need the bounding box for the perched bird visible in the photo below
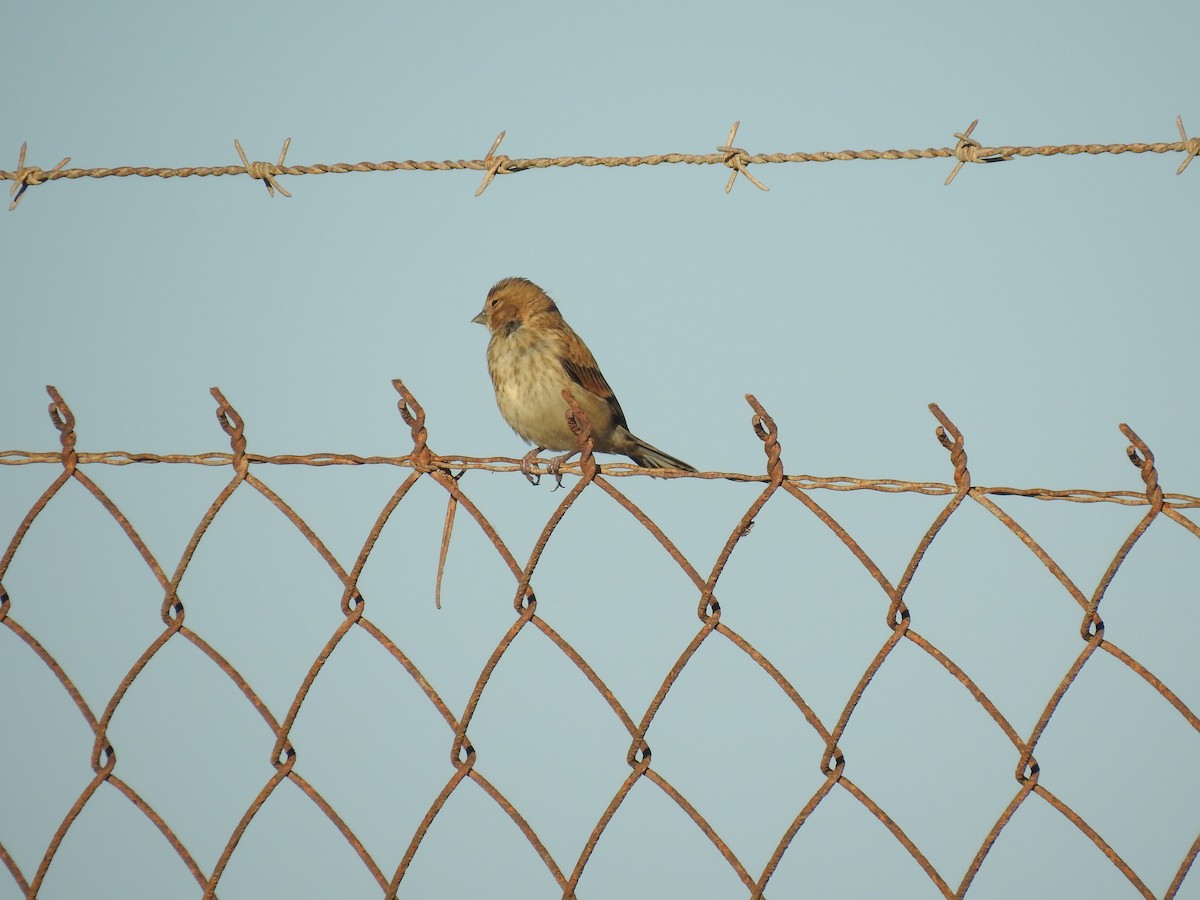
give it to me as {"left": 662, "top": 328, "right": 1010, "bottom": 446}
{"left": 473, "top": 276, "right": 696, "bottom": 482}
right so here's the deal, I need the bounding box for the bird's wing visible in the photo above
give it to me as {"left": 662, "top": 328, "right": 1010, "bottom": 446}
{"left": 561, "top": 348, "right": 629, "bottom": 430}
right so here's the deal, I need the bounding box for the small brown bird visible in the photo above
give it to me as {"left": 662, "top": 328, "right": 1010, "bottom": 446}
{"left": 473, "top": 277, "right": 696, "bottom": 482}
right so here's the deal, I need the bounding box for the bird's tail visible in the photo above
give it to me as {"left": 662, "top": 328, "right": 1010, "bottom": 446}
{"left": 626, "top": 437, "right": 697, "bottom": 473}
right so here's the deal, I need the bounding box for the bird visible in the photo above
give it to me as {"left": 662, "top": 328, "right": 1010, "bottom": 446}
{"left": 472, "top": 276, "right": 697, "bottom": 483}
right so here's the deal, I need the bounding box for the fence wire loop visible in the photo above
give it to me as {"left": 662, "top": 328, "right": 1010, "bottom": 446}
{"left": 1015, "top": 755, "right": 1040, "bottom": 786}
{"left": 562, "top": 389, "right": 591, "bottom": 444}
{"left": 162, "top": 591, "right": 185, "bottom": 623}
{"left": 93, "top": 744, "right": 116, "bottom": 776}
{"left": 90, "top": 716, "right": 118, "bottom": 775}
{"left": 209, "top": 387, "right": 248, "bottom": 474}
{"left": 627, "top": 738, "right": 652, "bottom": 768}
{"left": 274, "top": 742, "right": 297, "bottom": 769}
{"left": 45, "top": 385, "right": 78, "bottom": 473}
{"left": 1175, "top": 116, "right": 1200, "bottom": 175}
{"left": 392, "top": 378, "right": 428, "bottom": 452}
{"left": 392, "top": 378, "right": 454, "bottom": 479}
{"left": 8, "top": 142, "right": 70, "bottom": 211}
{"left": 821, "top": 747, "right": 846, "bottom": 778}
{"left": 944, "top": 119, "right": 1012, "bottom": 185}
{"left": 562, "top": 389, "right": 595, "bottom": 461}
{"left": 1121, "top": 423, "right": 1164, "bottom": 510}
{"left": 745, "top": 393, "right": 783, "bottom": 484}
{"left": 233, "top": 137, "right": 292, "bottom": 198}
{"left": 718, "top": 121, "right": 769, "bottom": 193}
{"left": 929, "top": 403, "right": 970, "bottom": 491}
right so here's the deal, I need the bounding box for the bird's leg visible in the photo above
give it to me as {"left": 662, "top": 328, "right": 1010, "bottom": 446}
{"left": 546, "top": 451, "right": 578, "bottom": 490}
{"left": 520, "top": 447, "right": 545, "bottom": 485}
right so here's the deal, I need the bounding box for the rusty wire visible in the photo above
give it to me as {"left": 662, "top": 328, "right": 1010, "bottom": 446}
{"left": 3, "top": 116, "right": 1200, "bottom": 208}
{"left": 2, "top": 449, "right": 1197, "bottom": 509}
{"left": 1, "top": 382, "right": 1197, "bottom": 899}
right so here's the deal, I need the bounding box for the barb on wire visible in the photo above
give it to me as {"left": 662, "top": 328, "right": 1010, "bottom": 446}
{"left": 474, "top": 131, "right": 512, "bottom": 196}
{"left": 944, "top": 119, "right": 1013, "bottom": 185}
{"left": 718, "top": 121, "right": 769, "bottom": 193}
{"left": 234, "top": 137, "right": 292, "bottom": 198}
{"left": 8, "top": 143, "right": 71, "bottom": 211}
{"left": 1175, "top": 116, "right": 1200, "bottom": 174}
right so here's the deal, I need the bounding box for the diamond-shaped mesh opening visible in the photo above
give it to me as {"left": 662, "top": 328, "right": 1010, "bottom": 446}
{"left": 1, "top": 384, "right": 1196, "bottom": 899}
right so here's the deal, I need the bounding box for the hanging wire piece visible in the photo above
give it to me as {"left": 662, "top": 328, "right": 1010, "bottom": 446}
{"left": 1175, "top": 115, "right": 1200, "bottom": 175}
{"left": 718, "top": 121, "right": 769, "bottom": 193}
{"left": 944, "top": 119, "right": 1013, "bottom": 185}
{"left": 233, "top": 137, "right": 293, "bottom": 197}
{"left": 7, "top": 142, "right": 71, "bottom": 211}
{"left": 474, "top": 130, "right": 514, "bottom": 197}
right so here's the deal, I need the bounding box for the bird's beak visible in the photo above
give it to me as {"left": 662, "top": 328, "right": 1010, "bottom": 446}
{"left": 471, "top": 308, "right": 488, "bottom": 326}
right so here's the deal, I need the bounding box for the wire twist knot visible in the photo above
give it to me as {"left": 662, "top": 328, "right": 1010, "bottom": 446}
{"left": 210, "top": 387, "right": 249, "bottom": 475}
{"left": 475, "top": 131, "right": 514, "bottom": 196}
{"left": 718, "top": 121, "right": 769, "bottom": 193}
{"left": 562, "top": 389, "right": 598, "bottom": 482}
{"left": 1121, "top": 424, "right": 1164, "bottom": 512}
{"left": 745, "top": 394, "right": 783, "bottom": 484}
{"left": 234, "top": 138, "right": 292, "bottom": 198}
{"left": 392, "top": 379, "right": 431, "bottom": 459}
{"left": 930, "top": 404, "right": 970, "bottom": 491}
{"left": 944, "top": 119, "right": 1012, "bottom": 185}
{"left": 1175, "top": 115, "right": 1200, "bottom": 175}
{"left": 1014, "top": 750, "right": 1040, "bottom": 785}
{"left": 9, "top": 143, "right": 71, "bottom": 210}
{"left": 45, "top": 386, "right": 78, "bottom": 473}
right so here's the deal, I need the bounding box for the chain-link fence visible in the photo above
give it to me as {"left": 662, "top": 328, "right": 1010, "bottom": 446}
{"left": 2, "top": 382, "right": 1197, "bottom": 899}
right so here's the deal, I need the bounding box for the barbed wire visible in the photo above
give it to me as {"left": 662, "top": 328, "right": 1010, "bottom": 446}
{"left": 2, "top": 382, "right": 1197, "bottom": 899}
{"left": 4, "top": 116, "right": 1200, "bottom": 209}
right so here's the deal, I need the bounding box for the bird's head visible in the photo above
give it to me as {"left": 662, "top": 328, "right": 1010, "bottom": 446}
{"left": 472, "top": 276, "right": 560, "bottom": 334}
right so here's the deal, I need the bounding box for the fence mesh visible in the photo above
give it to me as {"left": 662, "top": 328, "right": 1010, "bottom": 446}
{"left": 1, "top": 382, "right": 1197, "bottom": 899}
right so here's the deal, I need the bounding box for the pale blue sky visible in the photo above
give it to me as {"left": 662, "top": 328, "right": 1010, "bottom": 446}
{"left": 2, "top": 1, "right": 1198, "bottom": 898}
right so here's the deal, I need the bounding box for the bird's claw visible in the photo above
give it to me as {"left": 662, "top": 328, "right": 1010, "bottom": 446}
{"left": 518, "top": 448, "right": 578, "bottom": 489}
{"left": 546, "top": 452, "right": 576, "bottom": 490}
{"left": 520, "top": 448, "right": 544, "bottom": 486}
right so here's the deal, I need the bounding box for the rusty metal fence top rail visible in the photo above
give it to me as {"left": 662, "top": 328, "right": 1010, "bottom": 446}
{"left": 1, "top": 381, "right": 1197, "bottom": 898}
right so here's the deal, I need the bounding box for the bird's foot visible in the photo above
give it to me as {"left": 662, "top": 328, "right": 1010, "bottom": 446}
{"left": 546, "top": 451, "right": 577, "bottom": 490}
{"left": 520, "top": 447, "right": 545, "bottom": 486}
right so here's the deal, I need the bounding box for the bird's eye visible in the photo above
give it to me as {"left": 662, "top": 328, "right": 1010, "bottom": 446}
{"left": 489, "top": 297, "right": 499, "bottom": 308}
